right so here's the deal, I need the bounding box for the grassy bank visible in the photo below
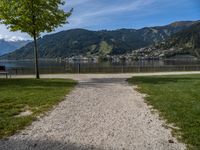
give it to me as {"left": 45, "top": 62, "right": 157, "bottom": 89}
{"left": 127, "top": 75, "right": 200, "bottom": 150}
{"left": 0, "top": 79, "right": 76, "bottom": 139}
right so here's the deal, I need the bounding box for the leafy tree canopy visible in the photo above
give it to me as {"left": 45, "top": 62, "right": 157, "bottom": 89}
{"left": 0, "top": 0, "right": 72, "bottom": 37}
{"left": 0, "top": 0, "right": 72, "bottom": 79}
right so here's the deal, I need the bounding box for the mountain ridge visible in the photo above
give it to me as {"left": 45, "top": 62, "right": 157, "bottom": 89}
{"left": 1, "top": 20, "right": 199, "bottom": 60}
{"left": 0, "top": 39, "right": 30, "bottom": 56}
{"left": 155, "top": 22, "right": 200, "bottom": 58}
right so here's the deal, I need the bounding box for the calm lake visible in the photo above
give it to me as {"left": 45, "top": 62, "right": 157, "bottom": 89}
{"left": 1, "top": 59, "right": 200, "bottom": 74}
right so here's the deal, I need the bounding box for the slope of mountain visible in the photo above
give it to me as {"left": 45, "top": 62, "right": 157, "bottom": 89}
{"left": 154, "top": 22, "right": 200, "bottom": 58}
{"left": 0, "top": 39, "right": 30, "bottom": 55}
{"left": 1, "top": 20, "right": 199, "bottom": 60}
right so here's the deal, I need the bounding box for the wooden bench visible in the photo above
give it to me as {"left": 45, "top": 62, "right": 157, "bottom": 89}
{"left": 0, "top": 66, "right": 10, "bottom": 78}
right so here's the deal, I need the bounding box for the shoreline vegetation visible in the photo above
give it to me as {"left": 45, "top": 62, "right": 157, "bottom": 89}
{"left": 128, "top": 74, "right": 200, "bottom": 150}
{"left": 0, "top": 79, "right": 76, "bottom": 139}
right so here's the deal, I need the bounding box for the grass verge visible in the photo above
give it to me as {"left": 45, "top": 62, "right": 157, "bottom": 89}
{"left": 127, "top": 74, "right": 200, "bottom": 150}
{"left": 0, "top": 78, "right": 76, "bottom": 139}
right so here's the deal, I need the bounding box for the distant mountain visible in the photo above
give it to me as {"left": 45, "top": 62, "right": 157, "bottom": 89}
{"left": 0, "top": 39, "right": 30, "bottom": 56}
{"left": 168, "top": 21, "right": 198, "bottom": 28}
{"left": 1, "top": 20, "right": 199, "bottom": 60}
{"left": 153, "top": 22, "right": 200, "bottom": 58}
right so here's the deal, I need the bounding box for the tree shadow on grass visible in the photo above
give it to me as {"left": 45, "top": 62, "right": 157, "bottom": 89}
{"left": 0, "top": 79, "right": 76, "bottom": 89}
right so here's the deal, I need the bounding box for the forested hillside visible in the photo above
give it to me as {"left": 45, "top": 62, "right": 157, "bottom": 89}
{"left": 1, "top": 21, "right": 199, "bottom": 60}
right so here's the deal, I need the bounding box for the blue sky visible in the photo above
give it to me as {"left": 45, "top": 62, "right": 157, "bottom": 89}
{"left": 0, "top": 0, "right": 199, "bottom": 41}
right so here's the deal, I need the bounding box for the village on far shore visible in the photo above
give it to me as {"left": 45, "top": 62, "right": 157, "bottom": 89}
{"left": 52, "top": 47, "right": 198, "bottom": 64}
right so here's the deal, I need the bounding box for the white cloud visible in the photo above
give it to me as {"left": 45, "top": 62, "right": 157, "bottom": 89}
{"left": 67, "top": 0, "right": 156, "bottom": 28}
{"left": 7, "top": 36, "right": 27, "bottom": 41}
{"left": 2, "top": 0, "right": 193, "bottom": 39}
{"left": 84, "top": 0, "right": 155, "bottom": 17}
{"left": 66, "top": 0, "right": 92, "bottom": 7}
{"left": 0, "top": 0, "right": 157, "bottom": 39}
{"left": 0, "top": 34, "right": 27, "bottom": 41}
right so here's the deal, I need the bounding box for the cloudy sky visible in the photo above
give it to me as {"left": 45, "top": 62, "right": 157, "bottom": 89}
{"left": 0, "top": 0, "right": 199, "bottom": 41}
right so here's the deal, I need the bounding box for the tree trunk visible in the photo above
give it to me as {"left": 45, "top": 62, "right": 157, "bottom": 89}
{"left": 33, "top": 35, "right": 40, "bottom": 79}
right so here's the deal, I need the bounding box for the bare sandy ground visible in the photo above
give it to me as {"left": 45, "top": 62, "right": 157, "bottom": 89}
{"left": 0, "top": 72, "right": 194, "bottom": 150}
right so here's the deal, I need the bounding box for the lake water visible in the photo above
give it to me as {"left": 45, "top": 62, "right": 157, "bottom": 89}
{"left": 0, "top": 59, "right": 200, "bottom": 74}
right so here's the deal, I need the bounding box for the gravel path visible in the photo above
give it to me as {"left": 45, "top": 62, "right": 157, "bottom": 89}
{"left": 0, "top": 74, "right": 186, "bottom": 150}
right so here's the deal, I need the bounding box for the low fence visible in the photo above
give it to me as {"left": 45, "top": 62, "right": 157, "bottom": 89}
{"left": 7, "top": 65, "right": 200, "bottom": 75}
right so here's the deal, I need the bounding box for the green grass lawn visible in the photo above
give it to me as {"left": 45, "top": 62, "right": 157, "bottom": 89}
{"left": 0, "top": 79, "right": 76, "bottom": 139}
{"left": 127, "top": 75, "right": 200, "bottom": 150}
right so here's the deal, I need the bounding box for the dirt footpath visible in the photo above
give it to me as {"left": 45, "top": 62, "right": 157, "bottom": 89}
{"left": 0, "top": 74, "right": 186, "bottom": 150}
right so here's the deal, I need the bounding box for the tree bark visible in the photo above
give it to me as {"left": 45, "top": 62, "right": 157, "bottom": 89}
{"left": 33, "top": 34, "right": 40, "bottom": 79}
